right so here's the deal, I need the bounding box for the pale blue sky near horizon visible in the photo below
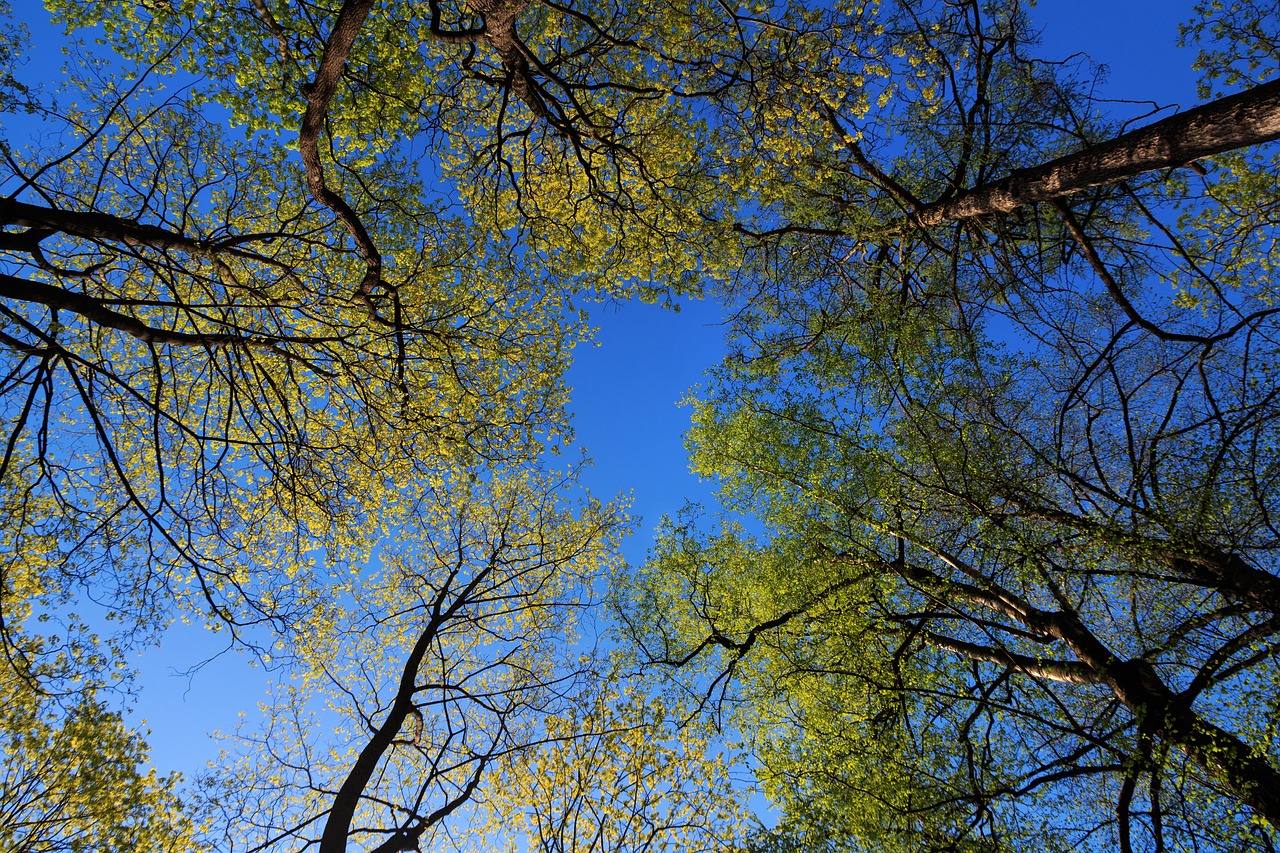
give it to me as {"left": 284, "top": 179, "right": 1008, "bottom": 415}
{"left": 6, "top": 0, "right": 1206, "bottom": 787}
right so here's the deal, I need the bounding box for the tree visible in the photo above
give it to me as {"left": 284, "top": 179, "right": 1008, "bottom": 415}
{"left": 1, "top": 455, "right": 193, "bottom": 853}
{"left": 0, "top": 7, "right": 592, "bottom": 664}
{"left": 0, "top": 678, "right": 194, "bottom": 853}
{"left": 0, "top": 0, "right": 758, "bottom": 846}
{"left": 0, "top": 7, "right": 625, "bottom": 850}
{"left": 48, "top": 0, "right": 752, "bottom": 297}
{"left": 3, "top": 0, "right": 776, "bottom": 681}
{"left": 195, "top": 463, "right": 746, "bottom": 853}
{"left": 617, "top": 1, "right": 1280, "bottom": 851}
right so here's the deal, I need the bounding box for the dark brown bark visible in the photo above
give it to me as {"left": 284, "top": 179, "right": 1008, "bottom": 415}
{"left": 1106, "top": 657, "right": 1280, "bottom": 828}
{"left": 1018, "top": 505, "right": 1280, "bottom": 617}
{"left": 298, "top": 0, "right": 384, "bottom": 302}
{"left": 927, "top": 618, "right": 1280, "bottom": 826}
{"left": 991, "top": 578, "right": 1280, "bottom": 827}
{"left": 0, "top": 272, "right": 342, "bottom": 352}
{"left": 295, "top": 0, "right": 545, "bottom": 299}
{"left": 0, "top": 197, "right": 290, "bottom": 268}
{"left": 472, "top": 0, "right": 554, "bottom": 123}
{"left": 878, "top": 542, "right": 1280, "bottom": 826}
{"left": 0, "top": 273, "right": 260, "bottom": 347}
{"left": 317, "top": 565, "right": 492, "bottom": 853}
{"left": 1165, "top": 549, "right": 1280, "bottom": 618}
{"left": 0, "top": 197, "right": 208, "bottom": 253}
{"left": 439, "top": 0, "right": 552, "bottom": 122}
{"left": 914, "top": 78, "right": 1280, "bottom": 226}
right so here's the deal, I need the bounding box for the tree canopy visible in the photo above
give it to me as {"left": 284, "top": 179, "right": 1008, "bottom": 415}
{"left": 2, "top": 0, "right": 1280, "bottom": 852}
{"left": 619, "top": 1, "right": 1280, "bottom": 851}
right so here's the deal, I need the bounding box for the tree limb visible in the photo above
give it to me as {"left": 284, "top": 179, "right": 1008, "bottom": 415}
{"left": 913, "top": 78, "right": 1280, "bottom": 226}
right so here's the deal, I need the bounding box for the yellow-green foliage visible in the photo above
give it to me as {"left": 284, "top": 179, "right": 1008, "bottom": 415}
{"left": 0, "top": 640, "right": 195, "bottom": 853}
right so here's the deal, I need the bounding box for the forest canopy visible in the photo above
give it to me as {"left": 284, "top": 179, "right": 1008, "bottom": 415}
{"left": 1, "top": 1, "right": 1279, "bottom": 852}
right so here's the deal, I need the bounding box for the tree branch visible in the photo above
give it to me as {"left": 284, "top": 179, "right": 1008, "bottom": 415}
{"left": 0, "top": 272, "right": 324, "bottom": 350}
{"left": 913, "top": 78, "right": 1280, "bottom": 226}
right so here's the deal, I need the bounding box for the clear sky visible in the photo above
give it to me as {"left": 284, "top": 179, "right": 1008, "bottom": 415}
{"left": 8, "top": 0, "right": 1206, "bottom": 784}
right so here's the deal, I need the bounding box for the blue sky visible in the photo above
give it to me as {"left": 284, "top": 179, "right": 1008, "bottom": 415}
{"left": 568, "top": 0, "right": 1206, "bottom": 568}
{"left": 7, "top": 0, "right": 1206, "bottom": 785}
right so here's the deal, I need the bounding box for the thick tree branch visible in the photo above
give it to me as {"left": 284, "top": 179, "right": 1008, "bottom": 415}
{"left": 428, "top": 0, "right": 486, "bottom": 43}
{"left": 0, "top": 197, "right": 294, "bottom": 271}
{"left": 913, "top": 78, "right": 1280, "bottom": 226}
{"left": 987, "top": 586, "right": 1280, "bottom": 826}
{"left": 318, "top": 561, "right": 495, "bottom": 853}
{"left": 249, "top": 0, "right": 293, "bottom": 61}
{"left": 1011, "top": 503, "right": 1280, "bottom": 616}
{"left": 0, "top": 272, "right": 314, "bottom": 349}
{"left": 1, "top": 197, "right": 209, "bottom": 253}
{"left": 868, "top": 543, "right": 1280, "bottom": 824}
{"left": 919, "top": 630, "right": 1094, "bottom": 684}
{"left": 298, "top": 0, "right": 384, "bottom": 303}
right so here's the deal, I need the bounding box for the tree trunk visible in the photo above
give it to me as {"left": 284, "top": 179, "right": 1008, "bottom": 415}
{"left": 914, "top": 78, "right": 1280, "bottom": 226}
